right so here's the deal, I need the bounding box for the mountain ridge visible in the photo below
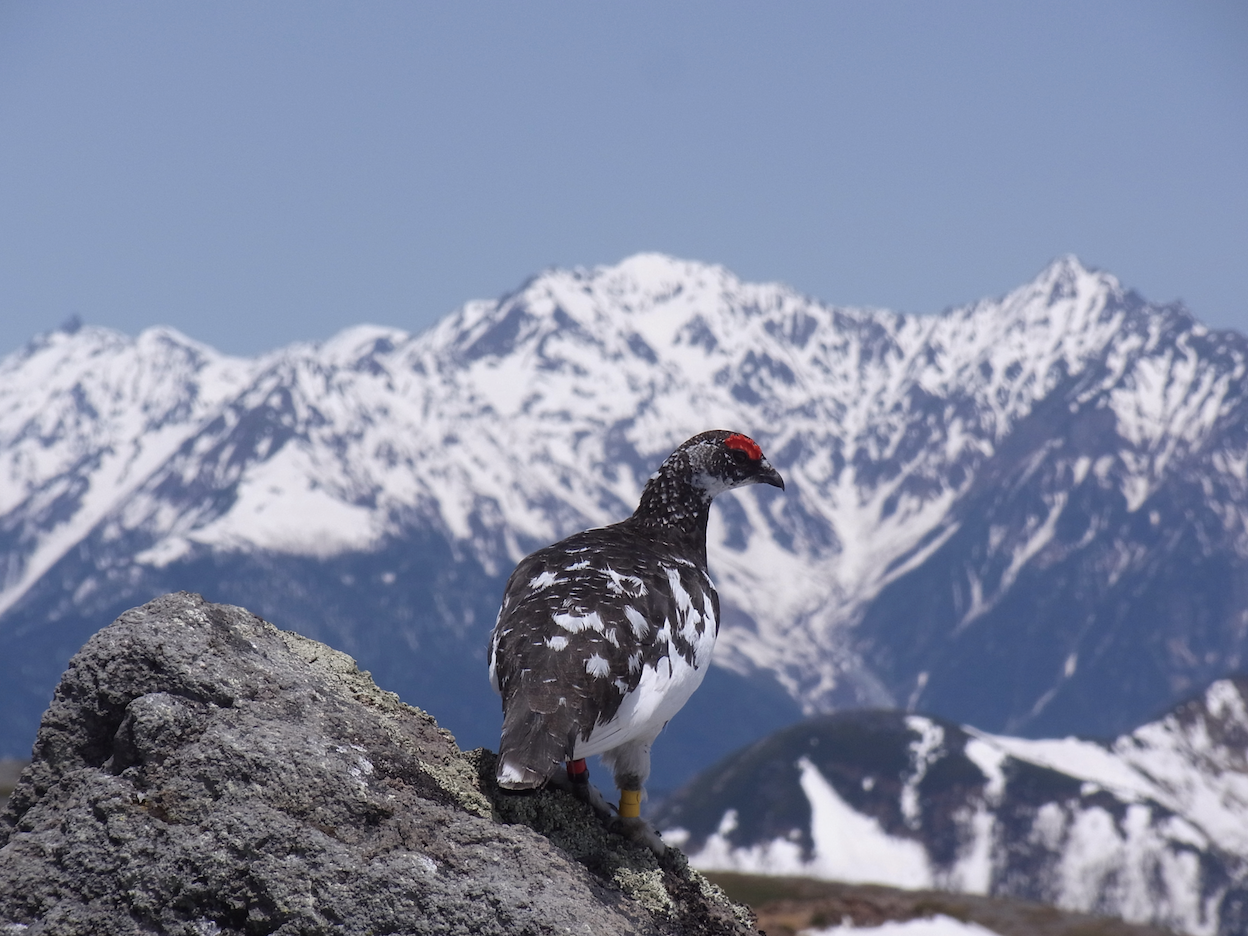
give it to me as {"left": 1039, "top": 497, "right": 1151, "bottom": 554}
{"left": 2, "top": 253, "right": 1246, "bottom": 785}
{"left": 653, "top": 676, "right": 1248, "bottom": 934}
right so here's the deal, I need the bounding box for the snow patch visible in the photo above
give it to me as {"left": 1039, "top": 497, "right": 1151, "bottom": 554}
{"left": 804, "top": 916, "right": 1004, "bottom": 936}
{"left": 685, "top": 756, "right": 932, "bottom": 888}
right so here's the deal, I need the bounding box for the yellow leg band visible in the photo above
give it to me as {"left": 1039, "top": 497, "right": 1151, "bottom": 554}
{"left": 619, "top": 789, "right": 642, "bottom": 818}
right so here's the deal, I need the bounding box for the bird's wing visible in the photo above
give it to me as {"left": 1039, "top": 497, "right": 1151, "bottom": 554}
{"left": 490, "top": 524, "right": 718, "bottom": 783}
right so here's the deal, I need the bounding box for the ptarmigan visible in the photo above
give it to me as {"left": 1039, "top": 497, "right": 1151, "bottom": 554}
{"left": 488, "top": 430, "right": 784, "bottom": 850}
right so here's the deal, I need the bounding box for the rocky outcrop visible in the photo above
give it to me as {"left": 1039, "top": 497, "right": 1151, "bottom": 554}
{"left": 0, "top": 592, "right": 755, "bottom": 935}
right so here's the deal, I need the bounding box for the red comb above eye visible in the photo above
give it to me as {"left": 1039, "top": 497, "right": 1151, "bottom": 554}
{"left": 725, "top": 433, "right": 763, "bottom": 460}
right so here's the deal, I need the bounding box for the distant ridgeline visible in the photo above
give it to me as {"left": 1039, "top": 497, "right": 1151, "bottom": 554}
{"left": 655, "top": 678, "right": 1248, "bottom": 936}
{"left": 3, "top": 253, "right": 1248, "bottom": 797}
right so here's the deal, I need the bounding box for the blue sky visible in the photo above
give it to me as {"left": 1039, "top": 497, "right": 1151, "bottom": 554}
{"left": 1, "top": 1, "right": 1245, "bottom": 358}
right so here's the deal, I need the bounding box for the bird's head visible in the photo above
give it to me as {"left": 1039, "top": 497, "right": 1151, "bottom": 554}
{"left": 684, "top": 430, "right": 785, "bottom": 497}
{"left": 635, "top": 430, "right": 784, "bottom": 528}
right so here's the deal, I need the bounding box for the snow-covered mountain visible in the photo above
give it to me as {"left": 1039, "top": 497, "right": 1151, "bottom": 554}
{"left": 2, "top": 254, "right": 1248, "bottom": 793}
{"left": 654, "top": 677, "right": 1248, "bottom": 936}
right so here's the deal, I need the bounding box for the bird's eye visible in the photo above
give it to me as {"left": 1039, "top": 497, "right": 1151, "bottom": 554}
{"left": 724, "top": 433, "right": 763, "bottom": 461}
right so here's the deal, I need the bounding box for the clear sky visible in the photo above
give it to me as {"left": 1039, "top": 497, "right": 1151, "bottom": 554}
{"left": 1, "top": 1, "right": 1245, "bottom": 358}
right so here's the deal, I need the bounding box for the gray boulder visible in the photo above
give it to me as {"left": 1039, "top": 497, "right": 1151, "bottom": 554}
{"left": 0, "top": 592, "right": 756, "bottom": 936}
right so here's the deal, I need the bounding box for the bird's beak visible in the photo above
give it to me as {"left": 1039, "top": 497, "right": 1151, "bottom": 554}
{"left": 758, "top": 460, "right": 785, "bottom": 491}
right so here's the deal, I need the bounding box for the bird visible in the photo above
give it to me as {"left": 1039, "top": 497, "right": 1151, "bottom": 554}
{"left": 488, "top": 430, "right": 784, "bottom": 851}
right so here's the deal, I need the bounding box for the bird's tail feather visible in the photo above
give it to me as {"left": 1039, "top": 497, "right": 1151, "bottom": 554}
{"left": 497, "top": 706, "right": 576, "bottom": 790}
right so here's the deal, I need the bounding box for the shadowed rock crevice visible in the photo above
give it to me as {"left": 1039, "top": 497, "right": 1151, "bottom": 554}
{"left": 0, "top": 592, "right": 756, "bottom": 936}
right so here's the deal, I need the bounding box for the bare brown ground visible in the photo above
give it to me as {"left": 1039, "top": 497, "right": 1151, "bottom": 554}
{"left": 703, "top": 871, "right": 1177, "bottom": 936}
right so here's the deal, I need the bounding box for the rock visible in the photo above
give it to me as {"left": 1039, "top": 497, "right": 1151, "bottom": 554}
{"left": 0, "top": 592, "right": 756, "bottom": 936}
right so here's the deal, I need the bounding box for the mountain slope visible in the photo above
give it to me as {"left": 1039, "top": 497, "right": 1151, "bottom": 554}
{"left": 2, "top": 254, "right": 1247, "bottom": 793}
{"left": 653, "top": 677, "right": 1248, "bottom": 935}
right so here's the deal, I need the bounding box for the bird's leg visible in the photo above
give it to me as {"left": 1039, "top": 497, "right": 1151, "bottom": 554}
{"left": 555, "top": 758, "right": 615, "bottom": 819}
{"left": 602, "top": 741, "right": 667, "bottom": 856}
{"left": 566, "top": 757, "right": 593, "bottom": 785}
{"left": 618, "top": 788, "right": 642, "bottom": 818}
{"left": 608, "top": 780, "right": 666, "bottom": 855}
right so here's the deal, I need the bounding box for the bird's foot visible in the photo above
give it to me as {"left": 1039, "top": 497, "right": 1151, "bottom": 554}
{"left": 575, "top": 778, "right": 617, "bottom": 820}
{"left": 548, "top": 759, "right": 616, "bottom": 820}
{"left": 553, "top": 762, "right": 666, "bottom": 854}
{"left": 609, "top": 814, "right": 667, "bottom": 856}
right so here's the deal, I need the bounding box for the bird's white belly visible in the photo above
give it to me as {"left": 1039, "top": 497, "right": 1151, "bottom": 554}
{"left": 572, "top": 621, "right": 717, "bottom": 758}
